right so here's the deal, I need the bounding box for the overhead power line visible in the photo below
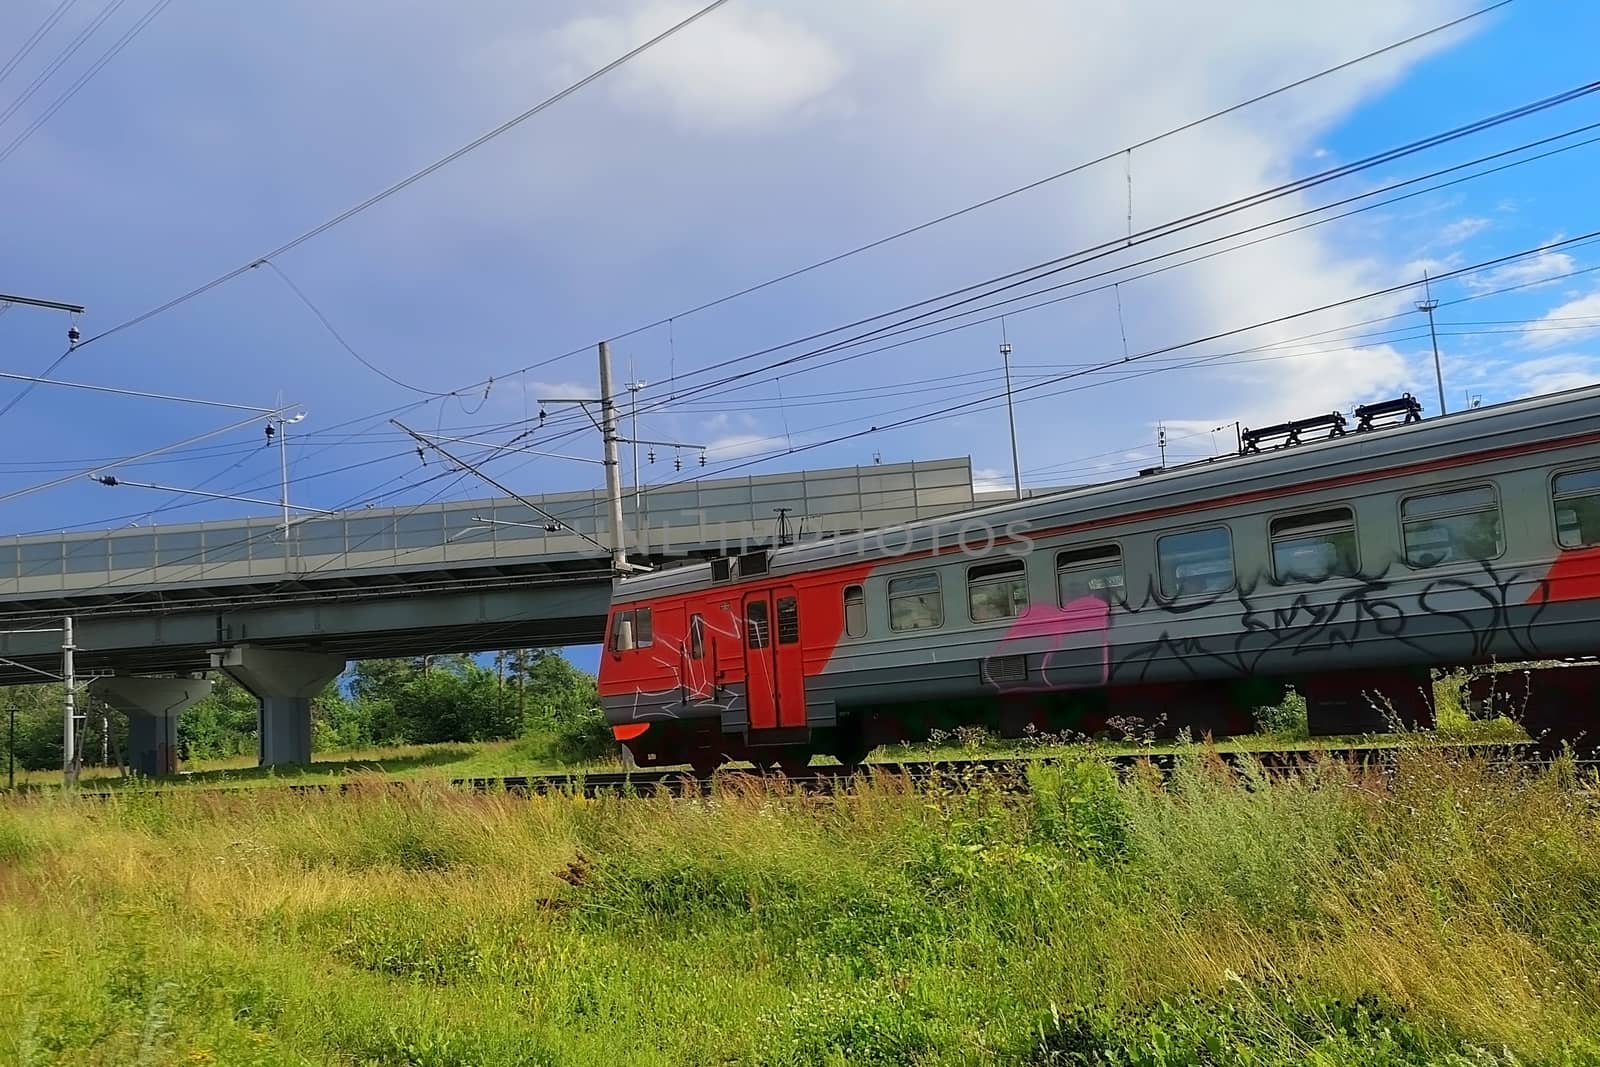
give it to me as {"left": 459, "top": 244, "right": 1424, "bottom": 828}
{"left": 592, "top": 0, "right": 1519, "bottom": 346}
{"left": 431, "top": 0, "right": 1521, "bottom": 391}
{"left": 255, "top": 260, "right": 454, "bottom": 397}
{"left": 58, "top": 96, "right": 1593, "bottom": 540}
{"left": 0, "top": 0, "right": 127, "bottom": 132}
{"left": 610, "top": 85, "right": 1600, "bottom": 426}
{"left": 0, "top": 0, "right": 177, "bottom": 168}
{"left": 0, "top": 0, "right": 735, "bottom": 423}
{"left": 2, "top": 0, "right": 1511, "bottom": 426}
{"left": 0, "top": 0, "right": 81, "bottom": 89}
{"left": 523, "top": 227, "right": 1600, "bottom": 527}
{"left": 218, "top": 93, "right": 1600, "bottom": 518}
{"left": 493, "top": 101, "right": 1600, "bottom": 443}
{"left": 57, "top": 0, "right": 736, "bottom": 356}
{"left": 648, "top": 122, "right": 1600, "bottom": 412}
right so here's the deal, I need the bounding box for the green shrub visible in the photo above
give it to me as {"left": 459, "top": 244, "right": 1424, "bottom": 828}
{"left": 1030, "top": 988, "right": 1490, "bottom": 1066}
{"left": 516, "top": 701, "right": 617, "bottom": 765}
{"left": 1028, "top": 755, "right": 1130, "bottom": 864}
{"left": 1254, "top": 688, "right": 1308, "bottom": 740}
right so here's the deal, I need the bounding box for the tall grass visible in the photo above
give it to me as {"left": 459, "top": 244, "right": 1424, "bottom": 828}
{"left": 2, "top": 749, "right": 1598, "bottom": 1065}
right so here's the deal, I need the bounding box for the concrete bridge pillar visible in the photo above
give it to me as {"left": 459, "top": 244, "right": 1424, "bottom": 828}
{"left": 90, "top": 676, "right": 213, "bottom": 777}
{"left": 210, "top": 646, "right": 345, "bottom": 767}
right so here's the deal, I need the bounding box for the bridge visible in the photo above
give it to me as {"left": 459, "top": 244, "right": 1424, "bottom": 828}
{"left": 0, "top": 458, "right": 980, "bottom": 771}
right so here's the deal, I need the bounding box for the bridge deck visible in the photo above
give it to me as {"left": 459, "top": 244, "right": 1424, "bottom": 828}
{"left": 0, "top": 459, "right": 975, "bottom": 682}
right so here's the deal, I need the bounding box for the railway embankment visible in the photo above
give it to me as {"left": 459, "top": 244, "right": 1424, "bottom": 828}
{"left": 3, "top": 744, "right": 1598, "bottom": 1064}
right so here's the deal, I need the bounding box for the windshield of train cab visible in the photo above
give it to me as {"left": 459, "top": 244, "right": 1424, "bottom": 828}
{"left": 609, "top": 605, "right": 653, "bottom": 652}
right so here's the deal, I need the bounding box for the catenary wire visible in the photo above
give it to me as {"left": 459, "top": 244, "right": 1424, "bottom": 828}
{"left": 0, "top": 0, "right": 127, "bottom": 131}
{"left": 6, "top": 0, "right": 1515, "bottom": 423}
{"left": 521, "top": 227, "right": 1600, "bottom": 527}
{"left": 0, "top": 0, "right": 81, "bottom": 88}
{"left": 0, "top": 0, "right": 176, "bottom": 167}
{"left": 468, "top": 1, "right": 1520, "bottom": 380}
{"left": 52, "top": 0, "right": 738, "bottom": 355}
{"left": 608, "top": 106, "right": 1600, "bottom": 423}
{"left": 254, "top": 259, "right": 454, "bottom": 397}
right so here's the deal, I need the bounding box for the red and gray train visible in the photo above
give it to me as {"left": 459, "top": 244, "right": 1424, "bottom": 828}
{"left": 599, "top": 386, "right": 1600, "bottom": 770}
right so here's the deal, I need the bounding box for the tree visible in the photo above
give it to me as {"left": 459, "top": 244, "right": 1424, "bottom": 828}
{"left": 178, "top": 675, "right": 258, "bottom": 760}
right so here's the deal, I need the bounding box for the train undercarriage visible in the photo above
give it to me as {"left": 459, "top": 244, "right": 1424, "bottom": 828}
{"left": 618, "top": 661, "right": 1599, "bottom": 774}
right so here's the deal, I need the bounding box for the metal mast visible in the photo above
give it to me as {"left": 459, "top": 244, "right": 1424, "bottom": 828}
{"left": 999, "top": 320, "right": 1022, "bottom": 500}
{"left": 1417, "top": 271, "right": 1447, "bottom": 416}
{"left": 597, "top": 341, "right": 629, "bottom": 575}
{"left": 626, "top": 374, "right": 647, "bottom": 554}
{"left": 61, "top": 617, "right": 77, "bottom": 787}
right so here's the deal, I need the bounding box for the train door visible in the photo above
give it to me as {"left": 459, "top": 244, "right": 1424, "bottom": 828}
{"left": 742, "top": 586, "right": 807, "bottom": 731}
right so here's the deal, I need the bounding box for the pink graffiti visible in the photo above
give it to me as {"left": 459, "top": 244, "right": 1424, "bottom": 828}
{"left": 985, "top": 596, "right": 1111, "bottom": 692}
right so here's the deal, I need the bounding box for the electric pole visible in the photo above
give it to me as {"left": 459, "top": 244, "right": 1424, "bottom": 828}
{"left": 626, "top": 374, "right": 647, "bottom": 554}
{"left": 1417, "top": 271, "right": 1447, "bottom": 416}
{"left": 528, "top": 351, "right": 703, "bottom": 575}
{"left": 265, "top": 406, "right": 307, "bottom": 563}
{"left": 999, "top": 320, "right": 1022, "bottom": 500}
{"left": 62, "top": 616, "right": 77, "bottom": 787}
{"left": 597, "top": 342, "right": 629, "bottom": 575}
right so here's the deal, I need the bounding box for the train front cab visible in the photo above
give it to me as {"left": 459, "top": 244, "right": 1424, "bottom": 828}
{"left": 601, "top": 582, "right": 822, "bottom": 773}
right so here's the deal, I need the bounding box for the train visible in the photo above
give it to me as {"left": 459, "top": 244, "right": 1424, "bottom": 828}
{"left": 598, "top": 385, "right": 1600, "bottom": 771}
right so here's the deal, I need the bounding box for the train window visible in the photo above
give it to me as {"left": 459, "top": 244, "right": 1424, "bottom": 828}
{"left": 688, "top": 614, "right": 705, "bottom": 659}
{"left": 634, "top": 607, "right": 653, "bottom": 647}
{"left": 1270, "top": 507, "right": 1358, "bottom": 583}
{"left": 843, "top": 585, "right": 866, "bottom": 638}
{"left": 1401, "top": 486, "right": 1503, "bottom": 567}
{"left": 1553, "top": 468, "right": 1600, "bottom": 548}
{"left": 968, "top": 559, "right": 1029, "bottom": 622}
{"left": 889, "top": 572, "right": 943, "bottom": 631}
{"left": 746, "top": 600, "right": 770, "bottom": 649}
{"left": 608, "top": 607, "right": 654, "bottom": 651}
{"left": 1056, "top": 544, "right": 1125, "bottom": 605}
{"left": 1157, "top": 526, "right": 1235, "bottom": 598}
{"left": 777, "top": 596, "right": 800, "bottom": 644}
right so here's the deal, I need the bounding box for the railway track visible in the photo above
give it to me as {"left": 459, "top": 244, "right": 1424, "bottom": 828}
{"left": 458, "top": 742, "right": 1549, "bottom": 797}
{"left": 51, "top": 741, "right": 1562, "bottom": 801}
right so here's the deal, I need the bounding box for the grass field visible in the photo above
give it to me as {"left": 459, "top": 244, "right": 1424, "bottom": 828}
{"left": 3, "top": 743, "right": 1598, "bottom": 1065}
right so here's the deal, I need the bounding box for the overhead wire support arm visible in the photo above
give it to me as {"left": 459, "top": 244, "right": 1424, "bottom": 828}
{"left": 0, "top": 291, "right": 84, "bottom": 314}
{"left": 0, "top": 288, "right": 85, "bottom": 348}
{"left": 390, "top": 418, "right": 651, "bottom": 572}
{"left": 536, "top": 397, "right": 605, "bottom": 433}
{"left": 418, "top": 431, "right": 606, "bottom": 466}
{"left": 88, "top": 475, "right": 339, "bottom": 516}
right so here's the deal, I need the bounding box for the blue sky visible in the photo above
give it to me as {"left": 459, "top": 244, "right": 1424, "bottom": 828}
{"left": 2, "top": 0, "right": 1598, "bottom": 678}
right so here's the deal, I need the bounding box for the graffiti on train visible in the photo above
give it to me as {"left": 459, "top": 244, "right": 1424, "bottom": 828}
{"left": 982, "top": 556, "right": 1566, "bottom": 693}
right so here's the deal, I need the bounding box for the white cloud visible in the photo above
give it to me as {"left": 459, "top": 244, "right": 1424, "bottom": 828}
{"left": 1507, "top": 354, "right": 1600, "bottom": 395}
{"left": 1401, "top": 253, "right": 1463, "bottom": 281}
{"left": 971, "top": 466, "right": 1014, "bottom": 493}
{"left": 540, "top": 4, "right": 847, "bottom": 132}
{"left": 1518, "top": 289, "right": 1600, "bottom": 350}
{"left": 705, "top": 432, "right": 785, "bottom": 459}
{"left": 1435, "top": 216, "right": 1491, "bottom": 245}
{"left": 525, "top": 380, "right": 593, "bottom": 399}
{"left": 1463, "top": 250, "right": 1576, "bottom": 293}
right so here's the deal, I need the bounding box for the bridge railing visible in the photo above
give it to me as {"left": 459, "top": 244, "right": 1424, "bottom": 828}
{"left": 0, "top": 459, "right": 973, "bottom": 597}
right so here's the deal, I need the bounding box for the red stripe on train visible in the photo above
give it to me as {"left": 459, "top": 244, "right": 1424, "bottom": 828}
{"left": 1532, "top": 547, "right": 1600, "bottom": 604}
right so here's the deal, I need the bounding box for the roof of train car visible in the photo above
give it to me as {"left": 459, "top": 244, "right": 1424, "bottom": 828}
{"left": 610, "top": 383, "right": 1600, "bottom": 604}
